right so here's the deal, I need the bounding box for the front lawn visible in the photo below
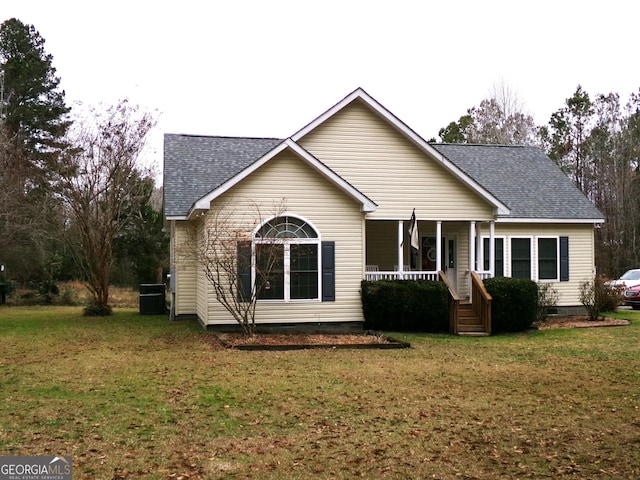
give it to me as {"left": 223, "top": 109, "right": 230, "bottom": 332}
{"left": 1, "top": 307, "right": 639, "bottom": 479}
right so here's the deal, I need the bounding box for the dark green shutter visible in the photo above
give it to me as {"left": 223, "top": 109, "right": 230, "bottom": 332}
{"left": 237, "top": 240, "right": 252, "bottom": 301}
{"left": 322, "top": 241, "right": 335, "bottom": 302}
{"left": 560, "top": 236, "right": 569, "bottom": 281}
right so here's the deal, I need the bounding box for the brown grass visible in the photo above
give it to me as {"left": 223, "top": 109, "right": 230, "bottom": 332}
{"left": 0, "top": 307, "right": 639, "bottom": 479}
{"left": 9, "top": 281, "right": 140, "bottom": 307}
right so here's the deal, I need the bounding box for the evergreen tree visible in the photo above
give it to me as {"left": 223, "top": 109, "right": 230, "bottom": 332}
{"left": 539, "top": 85, "right": 593, "bottom": 194}
{"left": 0, "top": 18, "right": 72, "bottom": 285}
{"left": 113, "top": 182, "right": 169, "bottom": 286}
{"left": 438, "top": 114, "right": 472, "bottom": 143}
{"left": 0, "top": 17, "right": 71, "bottom": 179}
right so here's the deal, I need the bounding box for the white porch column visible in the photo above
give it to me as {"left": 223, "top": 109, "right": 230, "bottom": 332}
{"left": 469, "top": 221, "right": 476, "bottom": 298}
{"left": 469, "top": 221, "right": 476, "bottom": 272}
{"left": 489, "top": 221, "right": 495, "bottom": 277}
{"left": 397, "top": 220, "right": 404, "bottom": 278}
{"left": 475, "top": 222, "right": 482, "bottom": 272}
{"left": 436, "top": 221, "right": 442, "bottom": 273}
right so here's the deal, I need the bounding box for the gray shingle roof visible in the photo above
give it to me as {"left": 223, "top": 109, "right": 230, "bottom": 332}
{"left": 431, "top": 144, "right": 604, "bottom": 220}
{"left": 164, "top": 134, "right": 603, "bottom": 222}
{"left": 164, "top": 134, "right": 282, "bottom": 217}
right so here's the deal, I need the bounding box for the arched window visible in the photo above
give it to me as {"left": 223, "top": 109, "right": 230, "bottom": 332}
{"left": 255, "top": 216, "right": 318, "bottom": 239}
{"left": 254, "top": 216, "right": 320, "bottom": 301}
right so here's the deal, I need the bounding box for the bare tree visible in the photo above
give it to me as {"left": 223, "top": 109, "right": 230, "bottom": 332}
{"left": 467, "top": 82, "right": 538, "bottom": 145}
{"left": 589, "top": 91, "right": 640, "bottom": 275}
{"left": 0, "top": 126, "right": 22, "bottom": 251}
{"left": 488, "top": 80, "right": 527, "bottom": 121}
{"left": 184, "top": 199, "right": 286, "bottom": 335}
{"left": 60, "top": 99, "right": 156, "bottom": 314}
{"left": 0, "top": 124, "right": 54, "bottom": 281}
{"left": 438, "top": 81, "right": 538, "bottom": 146}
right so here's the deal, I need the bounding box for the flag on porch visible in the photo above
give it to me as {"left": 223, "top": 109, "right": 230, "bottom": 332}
{"left": 409, "top": 209, "right": 419, "bottom": 255}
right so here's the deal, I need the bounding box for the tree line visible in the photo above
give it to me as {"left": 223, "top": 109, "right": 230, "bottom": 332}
{"left": 1, "top": 17, "right": 637, "bottom": 312}
{"left": 435, "top": 82, "right": 640, "bottom": 278}
{"left": 0, "top": 18, "right": 167, "bottom": 313}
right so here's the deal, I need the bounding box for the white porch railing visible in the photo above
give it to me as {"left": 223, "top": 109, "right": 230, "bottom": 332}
{"left": 365, "top": 270, "right": 493, "bottom": 282}
{"left": 365, "top": 270, "right": 440, "bottom": 281}
{"left": 475, "top": 270, "right": 492, "bottom": 280}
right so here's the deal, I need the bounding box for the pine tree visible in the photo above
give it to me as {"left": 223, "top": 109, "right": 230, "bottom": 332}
{"left": 0, "top": 18, "right": 72, "bottom": 284}
{"left": 0, "top": 17, "right": 71, "bottom": 179}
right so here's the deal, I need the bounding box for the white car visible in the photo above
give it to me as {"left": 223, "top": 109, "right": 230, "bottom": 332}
{"left": 609, "top": 269, "right": 640, "bottom": 289}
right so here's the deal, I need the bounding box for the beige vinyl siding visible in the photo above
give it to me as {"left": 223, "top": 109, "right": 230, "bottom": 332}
{"left": 195, "top": 220, "right": 209, "bottom": 323}
{"left": 493, "top": 224, "right": 595, "bottom": 306}
{"left": 172, "top": 222, "right": 197, "bottom": 316}
{"left": 365, "top": 221, "right": 398, "bottom": 271}
{"left": 198, "top": 150, "right": 365, "bottom": 325}
{"left": 299, "top": 99, "right": 495, "bottom": 221}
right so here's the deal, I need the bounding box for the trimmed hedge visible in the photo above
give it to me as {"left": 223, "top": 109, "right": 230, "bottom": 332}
{"left": 361, "top": 280, "right": 448, "bottom": 332}
{"left": 484, "top": 277, "right": 538, "bottom": 333}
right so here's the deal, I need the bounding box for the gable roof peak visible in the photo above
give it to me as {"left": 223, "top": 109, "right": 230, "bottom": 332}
{"left": 290, "top": 88, "right": 511, "bottom": 215}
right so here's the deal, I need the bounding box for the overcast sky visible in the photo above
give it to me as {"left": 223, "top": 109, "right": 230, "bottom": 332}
{"left": 3, "top": 0, "right": 640, "bottom": 176}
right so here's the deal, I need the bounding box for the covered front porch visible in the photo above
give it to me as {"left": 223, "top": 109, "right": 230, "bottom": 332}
{"left": 364, "top": 219, "right": 496, "bottom": 289}
{"left": 364, "top": 218, "right": 495, "bottom": 335}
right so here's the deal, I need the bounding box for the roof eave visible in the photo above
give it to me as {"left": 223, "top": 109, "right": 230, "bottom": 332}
{"left": 497, "top": 217, "right": 605, "bottom": 224}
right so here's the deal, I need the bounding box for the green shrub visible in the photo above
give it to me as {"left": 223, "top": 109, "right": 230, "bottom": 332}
{"left": 579, "top": 275, "right": 622, "bottom": 321}
{"left": 361, "top": 280, "right": 448, "bottom": 332}
{"left": 536, "top": 283, "right": 559, "bottom": 322}
{"left": 60, "top": 288, "right": 79, "bottom": 306}
{"left": 83, "top": 304, "right": 113, "bottom": 316}
{"left": 484, "top": 277, "right": 538, "bottom": 333}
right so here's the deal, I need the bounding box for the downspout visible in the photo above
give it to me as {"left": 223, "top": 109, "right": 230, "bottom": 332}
{"left": 436, "top": 221, "right": 442, "bottom": 272}
{"left": 397, "top": 220, "right": 404, "bottom": 278}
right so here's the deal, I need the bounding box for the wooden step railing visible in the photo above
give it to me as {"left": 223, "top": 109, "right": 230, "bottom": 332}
{"left": 439, "top": 270, "right": 460, "bottom": 334}
{"left": 439, "top": 270, "right": 492, "bottom": 336}
{"left": 470, "top": 271, "right": 492, "bottom": 335}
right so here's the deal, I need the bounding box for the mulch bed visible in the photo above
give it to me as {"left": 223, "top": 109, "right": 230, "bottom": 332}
{"left": 203, "top": 316, "right": 632, "bottom": 350}
{"left": 210, "top": 332, "right": 411, "bottom": 350}
{"left": 535, "top": 315, "right": 630, "bottom": 330}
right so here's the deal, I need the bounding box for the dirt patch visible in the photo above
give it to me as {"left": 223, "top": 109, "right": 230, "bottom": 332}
{"left": 210, "top": 332, "right": 410, "bottom": 350}
{"left": 535, "top": 315, "right": 630, "bottom": 330}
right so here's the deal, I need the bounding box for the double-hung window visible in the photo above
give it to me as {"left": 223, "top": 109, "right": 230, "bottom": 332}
{"left": 510, "top": 237, "right": 532, "bottom": 279}
{"left": 482, "top": 237, "right": 505, "bottom": 277}
{"left": 538, "top": 237, "right": 559, "bottom": 281}
{"left": 502, "top": 236, "right": 568, "bottom": 281}
{"left": 254, "top": 216, "right": 320, "bottom": 301}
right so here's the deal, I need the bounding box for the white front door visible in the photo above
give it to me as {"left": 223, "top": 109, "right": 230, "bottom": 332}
{"left": 421, "top": 236, "right": 457, "bottom": 290}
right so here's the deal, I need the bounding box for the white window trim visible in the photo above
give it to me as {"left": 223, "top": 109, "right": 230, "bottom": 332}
{"left": 252, "top": 215, "right": 322, "bottom": 303}
{"left": 508, "top": 236, "right": 533, "bottom": 279}
{"left": 480, "top": 235, "right": 506, "bottom": 274}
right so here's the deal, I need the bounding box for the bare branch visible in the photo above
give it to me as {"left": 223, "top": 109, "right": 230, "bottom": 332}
{"left": 60, "top": 99, "right": 157, "bottom": 310}
{"left": 181, "top": 198, "right": 287, "bottom": 334}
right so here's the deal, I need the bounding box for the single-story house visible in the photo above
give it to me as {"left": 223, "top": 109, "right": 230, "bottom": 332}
{"left": 164, "top": 88, "right": 604, "bottom": 333}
